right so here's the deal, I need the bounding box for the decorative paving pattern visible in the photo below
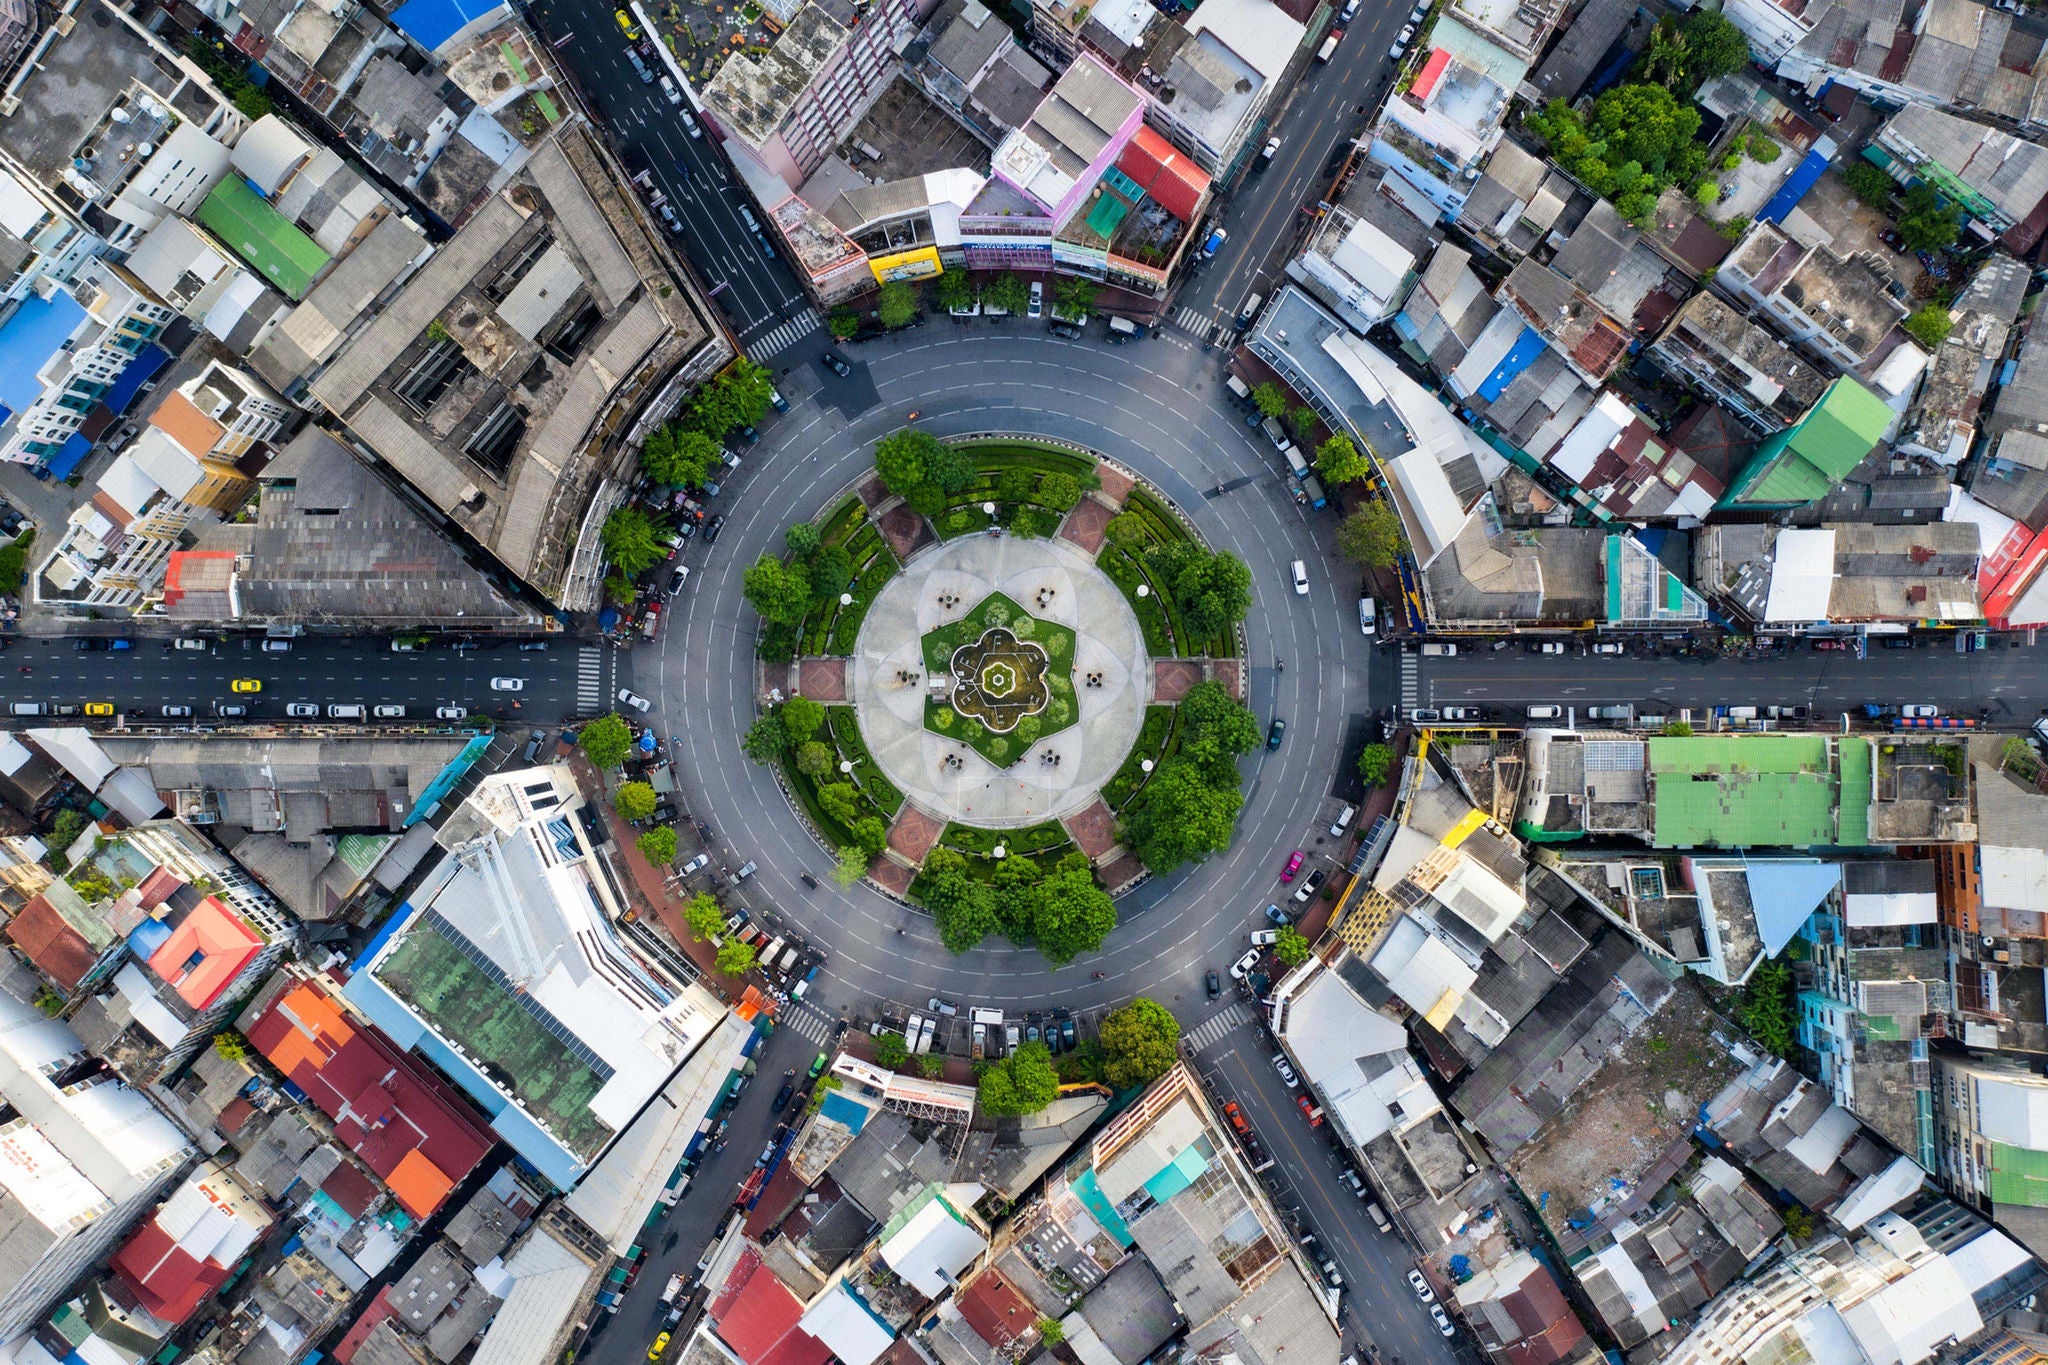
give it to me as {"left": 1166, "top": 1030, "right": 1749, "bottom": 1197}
{"left": 1059, "top": 496, "right": 1113, "bottom": 554}
{"left": 886, "top": 804, "right": 945, "bottom": 863}
{"left": 851, "top": 534, "right": 1148, "bottom": 830}
{"left": 1211, "top": 657, "right": 1243, "bottom": 700}
{"left": 876, "top": 502, "right": 934, "bottom": 562}
{"left": 1062, "top": 799, "right": 1119, "bottom": 860}
{"left": 796, "top": 657, "right": 847, "bottom": 702}
{"left": 1095, "top": 464, "right": 1135, "bottom": 507}
{"left": 1151, "top": 658, "right": 1205, "bottom": 702}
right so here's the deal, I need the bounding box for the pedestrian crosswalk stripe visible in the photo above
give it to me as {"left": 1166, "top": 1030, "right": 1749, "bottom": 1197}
{"left": 577, "top": 646, "right": 603, "bottom": 715}
{"left": 782, "top": 1002, "right": 835, "bottom": 1043}
{"left": 1400, "top": 654, "right": 1419, "bottom": 710}
{"left": 749, "top": 310, "right": 820, "bottom": 360}
{"left": 1186, "top": 1002, "right": 1251, "bottom": 1052}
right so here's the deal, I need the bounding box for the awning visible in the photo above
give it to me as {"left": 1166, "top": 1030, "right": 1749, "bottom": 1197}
{"left": 1410, "top": 48, "right": 1452, "bottom": 101}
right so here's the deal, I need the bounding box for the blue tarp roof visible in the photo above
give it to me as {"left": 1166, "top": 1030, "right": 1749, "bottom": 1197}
{"left": 100, "top": 343, "right": 171, "bottom": 416}
{"left": 390, "top": 0, "right": 503, "bottom": 50}
{"left": 1748, "top": 860, "right": 1842, "bottom": 956}
{"left": 819, "top": 1090, "right": 868, "bottom": 1134}
{"left": 0, "top": 292, "right": 87, "bottom": 415}
{"left": 43, "top": 431, "right": 90, "bottom": 480}
{"left": 1759, "top": 150, "right": 1831, "bottom": 226}
{"left": 1476, "top": 325, "right": 1547, "bottom": 403}
{"left": 127, "top": 918, "right": 173, "bottom": 959}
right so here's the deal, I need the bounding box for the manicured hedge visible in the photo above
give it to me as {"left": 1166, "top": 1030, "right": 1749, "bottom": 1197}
{"left": 1103, "top": 706, "right": 1178, "bottom": 811}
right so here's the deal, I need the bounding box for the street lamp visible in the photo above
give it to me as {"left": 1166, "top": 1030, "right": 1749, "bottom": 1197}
{"left": 840, "top": 760, "right": 854, "bottom": 775}
{"left": 840, "top": 592, "right": 854, "bottom": 607}
{"left": 992, "top": 844, "right": 1006, "bottom": 859}
{"left": 1141, "top": 759, "right": 1154, "bottom": 773}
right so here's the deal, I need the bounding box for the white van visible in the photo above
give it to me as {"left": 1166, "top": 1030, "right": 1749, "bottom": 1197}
{"left": 1225, "top": 374, "right": 1252, "bottom": 402}
{"left": 1283, "top": 443, "right": 1310, "bottom": 479}
{"left": 1317, "top": 32, "right": 1339, "bottom": 60}
{"left": 1106, "top": 315, "right": 1138, "bottom": 337}
{"left": 1526, "top": 704, "right": 1563, "bottom": 720}
{"left": 1420, "top": 642, "right": 1457, "bottom": 657}
{"left": 328, "top": 704, "right": 365, "bottom": 720}
{"left": 1358, "top": 597, "right": 1377, "bottom": 637}
{"left": 905, "top": 1013, "right": 927, "bottom": 1053}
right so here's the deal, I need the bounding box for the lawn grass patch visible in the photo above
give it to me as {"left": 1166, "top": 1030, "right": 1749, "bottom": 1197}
{"left": 1103, "top": 706, "right": 1178, "bottom": 810}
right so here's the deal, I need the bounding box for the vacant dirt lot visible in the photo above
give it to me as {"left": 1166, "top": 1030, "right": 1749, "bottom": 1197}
{"left": 1508, "top": 976, "right": 1737, "bottom": 1235}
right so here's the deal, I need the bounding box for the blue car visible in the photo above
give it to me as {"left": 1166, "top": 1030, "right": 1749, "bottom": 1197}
{"left": 1264, "top": 903, "right": 1290, "bottom": 926}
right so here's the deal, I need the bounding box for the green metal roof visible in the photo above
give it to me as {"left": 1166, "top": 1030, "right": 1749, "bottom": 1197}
{"left": 1989, "top": 1140, "right": 2048, "bottom": 1207}
{"left": 1837, "top": 737, "right": 1872, "bottom": 847}
{"left": 1647, "top": 735, "right": 1838, "bottom": 848}
{"left": 197, "top": 178, "right": 330, "bottom": 300}
{"left": 1726, "top": 377, "right": 1892, "bottom": 507}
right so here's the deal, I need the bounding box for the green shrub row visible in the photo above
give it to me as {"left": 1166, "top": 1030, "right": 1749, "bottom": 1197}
{"left": 941, "top": 820, "right": 1071, "bottom": 858}
{"left": 1098, "top": 547, "right": 1174, "bottom": 656}
{"left": 1103, "top": 706, "right": 1178, "bottom": 810}
{"left": 826, "top": 706, "right": 905, "bottom": 818}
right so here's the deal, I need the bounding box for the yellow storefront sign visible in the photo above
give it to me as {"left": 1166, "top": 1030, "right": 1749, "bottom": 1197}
{"left": 870, "top": 246, "right": 941, "bottom": 284}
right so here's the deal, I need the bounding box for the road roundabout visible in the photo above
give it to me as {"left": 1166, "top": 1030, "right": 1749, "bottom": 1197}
{"left": 653, "top": 329, "right": 1373, "bottom": 1021}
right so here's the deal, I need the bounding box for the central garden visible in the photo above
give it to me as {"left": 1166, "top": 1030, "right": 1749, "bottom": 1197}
{"left": 738, "top": 431, "right": 1264, "bottom": 966}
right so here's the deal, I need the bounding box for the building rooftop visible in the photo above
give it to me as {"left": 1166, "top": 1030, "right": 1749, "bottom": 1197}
{"left": 304, "top": 123, "right": 720, "bottom": 609}
{"left": 1880, "top": 104, "right": 2048, "bottom": 243}
{"left": 197, "top": 177, "right": 332, "bottom": 300}
{"left": 1727, "top": 376, "right": 1894, "bottom": 507}
{"left": 1653, "top": 291, "right": 1829, "bottom": 428}
{"left": 1647, "top": 734, "right": 1840, "bottom": 848}
{"left": 1901, "top": 254, "right": 2030, "bottom": 462}
{"left": 704, "top": 0, "right": 863, "bottom": 152}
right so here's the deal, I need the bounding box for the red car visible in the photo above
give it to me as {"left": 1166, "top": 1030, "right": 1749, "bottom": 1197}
{"left": 1280, "top": 850, "right": 1306, "bottom": 882}
{"left": 1296, "top": 1095, "right": 1323, "bottom": 1127}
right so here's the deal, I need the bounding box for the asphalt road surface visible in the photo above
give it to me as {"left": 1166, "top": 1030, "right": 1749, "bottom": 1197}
{"left": 1417, "top": 639, "right": 2047, "bottom": 724}
{"left": 1169, "top": 1, "right": 1410, "bottom": 340}
{"left": 523, "top": 0, "right": 814, "bottom": 347}
{"left": 1193, "top": 1018, "right": 1473, "bottom": 1365}
{"left": 0, "top": 635, "right": 614, "bottom": 723}
{"left": 650, "top": 320, "right": 1380, "bottom": 1023}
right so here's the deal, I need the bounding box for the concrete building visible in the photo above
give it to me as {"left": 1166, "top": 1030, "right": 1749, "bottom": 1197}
{"left": 1287, "top": 209, "right": 1419, "bottom": 335}
{"left": 0, "top": 258, "right": 176, "bottom": 472}
{"left": 1716, "top": 221, "right": 1909, "bottom": 375}
{"left": 165, "top": 427, "right": 546, "bottom": 632}
{"left": 0, "top": 992, "right": 194, "bottom": 1341}
{"left": 703, "top": 0, "right": 939, "bottom": 191}
{"left": 1647, "top": 291, "right": 1830, "bottom": 436}
{"left": 1935, "top": 1056, "right": 2048, "bottom": 1261}
{"left": 1873, "top": 106, "right": 2048, "bottom": 251}
{"left": 108, "top": 1161, "right": 273, "bottom": 1326}
{"left": 906, "top": 0, "right": 1052, "bottom": 150}
{"left": 343, "top": 765, "right": 733, "bottom": 1190}
{"left": 123, "top": 215, "right": 289, "bottom": 358}
{"left": 301, "top": 123, "right": 725, "bottom": 609}
{"left": 1369, "top": 13, "right": 1530, "bottom": 219}
{"left": 0, "top": 0, "right": 245, "bottom": 253}
{"left": 36, "top": 361, "right": 289, "bottom": 613}
{"left": 1898, "top": 255, "right": 2031, "bottom": 464}
{"left": 0, "top": 163, "right": 95, "bottom": 310}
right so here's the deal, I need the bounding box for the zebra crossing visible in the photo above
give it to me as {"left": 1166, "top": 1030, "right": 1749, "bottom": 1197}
{"left": 1185, "top": 1001, "right": 1253, "bottom": 1053}
{"left": 575, "top": 645, "right": 605, "bottom": 716}
{"left": 1168, "top": 304, "right": 1223, "bottom": 345}
{"left": 1400, "top": 650, "right": 1420, "bottom": 713}
{"left": 780, "top": 1000, "right": 837, "bottom": 1044}
{"left": 748, "top": 309, "right": 821, "bottom": 360}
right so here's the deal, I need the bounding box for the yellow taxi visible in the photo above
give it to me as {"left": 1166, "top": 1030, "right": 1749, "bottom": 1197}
{"left": 231, "top": 678, "right": 262, "bottom": 693}
{"left": 84, "top": 702, "right": 113, "bottom": 717}
{"left": 647, "top": 1334, "right": 671, "bottom": 1362}
{"left": 615, "top": 7, "right": 640, "bottom": 38}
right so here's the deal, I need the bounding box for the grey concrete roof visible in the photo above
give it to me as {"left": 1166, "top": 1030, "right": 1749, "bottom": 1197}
{"left": 1073, "top": 1258, "right": 1180, "bottom": 1364}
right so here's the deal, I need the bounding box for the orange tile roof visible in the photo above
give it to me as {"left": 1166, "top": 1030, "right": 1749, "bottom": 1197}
{"left": 262, "top": 979, "right": 357, "bottom": 1079}
{"left": 149, "top": 390, "right": 226, "bottom": 457}
{"left": 385, "top": 1148, "right": 457, "bottom": 1219}
{"left": 147, "top": 898, "right": 265, "bottom": 1008}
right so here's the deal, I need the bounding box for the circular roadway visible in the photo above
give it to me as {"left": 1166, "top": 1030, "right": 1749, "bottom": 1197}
{"left": 651, "top": 326, "right": 1376, "bottom": 1021}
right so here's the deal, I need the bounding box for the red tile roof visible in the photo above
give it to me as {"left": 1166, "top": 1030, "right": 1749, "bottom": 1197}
{"left": 1411, "top": 48, "right": 1452, "bottom": 101}
{"left": 320, "top": 1159, "right": 381, "bottom": 1219}
{"left": 1498, "top": 1261, "right": 1589, "bottom": 1365}
{"left": 333, "top": 1286, "right": 397, "bottom": 1365}
{"left": 957, "top": 1269, "right": 1033, "bottom": 1348}
{"left": 242, "top": 976, "right": 493, "bottom": 1216}
{"left": 110, "top": 1220, "right": 231, "bottom": 1324}
{"left": 6, "top": 896, "right": 100, "bottom": 992}
{"left": 1115, "top": 126, "right": 1210, "bottom": 225}
{"left": 711, "top": 1253, "right": 831, "bottom": 1365}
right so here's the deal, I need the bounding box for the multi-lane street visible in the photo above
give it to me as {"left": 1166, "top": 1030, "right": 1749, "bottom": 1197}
{"left": 0, "top": 635, "right": 616, "bottom": 722}
{"left": 522, "top": 0, "right": 816, "bottom": 349}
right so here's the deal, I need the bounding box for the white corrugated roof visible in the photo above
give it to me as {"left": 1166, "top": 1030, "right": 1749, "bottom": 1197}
{"left": 25, "top": 727, "right": 114, "bottom": 788}
{"left": 799, "top": 1283, "right": 898, "bottom": 1365}
{"left": 1973, "top": 1071, "right": 2048, "bottom": 1148}
{"left": 1764, "top": 528, "right": 1837, "bottom": 622}
{"left": 230, "top": 115, "right": 314, "bottom": 197}
{"left": 470, "top": 1228, "right": 597, "bottom": 1365}
{"left": 1280, "top": 965, "right": 1432, "bottom": 1145}
{"left": 1945, "top": 1228, "right": 2030, "bottom": 1294}
{"left": 1839, "top": 1253, "right": 1980, "bottom": 1365}
{"left": 1981, "top": 845, "right": 2048, "bottom": 912}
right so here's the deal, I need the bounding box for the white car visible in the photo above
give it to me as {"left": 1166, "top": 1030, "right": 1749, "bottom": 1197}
{"left": 1592, "top": 641, "right": 1626, "bottom": 655}
{"left": 1389, "top": 25, "right": 1412, "bottom": 56}
{"left": 490, "top": 677, "right": 524, "bottom": 692}
{"left": 1430, "top": 1305, "right": 1456, "bottom": 1338}
{"left": 287, "top": 703, "right": 318, "bottom": 717}
{"left": 1291, "top": 560, "right": 1309, "bottom": 595}
{"left": 659, "top": 75, "right": 682, "bottom": 105}
{"left": 436, "top": 706, "right": 468, "bottom": 720}
{"left": 1902, "top": 704, "right": 1940, "bottom": 718}
{"left": 261, "top": 639, "right": 292, "bottom": 652}
{"left": 1249, "top": 928, "right": 1280, "bottom": 946}
{"left": 1408, "top": 1270, "right": 1435, "bottom": 1303}
{"left": 373, "top": 705, "right": 406, "bottom": 718}
{"left": 1272, "top": 1054, "right": 1298, "bottom": 1087}
{"left": 1408, "top": 1, "right": 1426, "bottom": 18}
{"left": 681, "top": 853, "right": 710, "bottom": 876}
{"left": 1229, "top": 948, "right": 1260, "bottom": 981}
{"left": 1535, "top": 641, "right": 1565, "bottom": 655}
{"left": 618, "top": 688, "right": 652, "bottom": 712}
{"left": 1027, "top": 280, "right": 1044, "bottom": 318}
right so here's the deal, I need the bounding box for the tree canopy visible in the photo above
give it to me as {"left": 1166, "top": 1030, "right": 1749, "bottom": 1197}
{"left": 717, "top": 940, "right": 759, "bottom": 976}
{"left": 742, "top": 712, "right": 790, "bottom": 765}
{"left": 1145, "top": 542, "right": 1252, "bottom": 637}
{"left": 1252, "top": 382, "right": 1288, "bottom": 419}
{"left": 1315, "top": 433, "right": 1370, "bottom": 485}
{"left": 1178, "top": 680, "right": 1261, "bottom": 788}
{"left": 743, "top": 555, "right": 812, "bottom": 624}
{"left": 641, "top": 425, "right": 719, "bottom": 487}
{"left": 684, "top": 894, "right": 725, "bottom": 941}
{"left": 1358, "top": 742, "right": 1395, "bottom": 788}
{"left": 985, "top": 273, "right": 1030, "bottom": 315}
{"left": 578, "top": 713, "right": 633, "bottom": 769}
{"left": 602, "top": 506, "right": 669, "bottom": 577}
{"left": 1336, "top": 501, "right": 1406, "bottom": 568}
{"left": 1632, "top": 11, "right": 1750, "bottom": 94}
{"left": 1030, "top": 853, "right": 1118, "bottom": 965}
{"left": 935, "top": 269, "right": 975, "bottom": 311}
{"left": 878, "top": 281, "right": 919, "bottom": 329}
{"left": 614, "top": 781, "right": 656, "bottom": 821}
{"left": 920, "top": 848, "right": 1001, "bottom": 953}
{"left": 833, "top": 844, "right": 870, "bottom": 887}
{"left": 877, "top": 428, "right": 944, "bottom": 493}
{"left": 1274, "top": 928, "right": 1310, "bottom": 968}
{"left": 874, "top": 1031, "right": 910, "bottom": 1068}
{"left": 978, "top": 1040, "right": 1060, "bottom": 1116}
{"left": 687, "top": 359, "right": 774, "bottom": 439}
{"left": 637, "top": 826, "right": 678, "bottom": 863}
{"left": 1098, "top": 998, "right": 1180, "bottom": 1090}
{"left": 1903, "top": 303, "right": 1953, "bottom": 350}
{"left": 1524, "top": 85, "right": 1707, "bottom": 223}
{"left": 781, "top": 695, "right": 827, "bottom": 742}
{"left": 1121, "top": 759, "right": 1243, "bottom": 872}
{"left": 1897, "top": 182, "right": 1962, "bottom": 252}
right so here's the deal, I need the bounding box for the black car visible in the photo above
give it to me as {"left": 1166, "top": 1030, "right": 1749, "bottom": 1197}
{"left": 74, "top": 639, "right": 106, "bottom": 652}
{"left": 1206, "top": 969, "right": 1222, "bottom": 1000}
{"left": 799, "top": 871, "right": 819, "bottom": 889}
{"left": 1882, "top": 636, "right": 1917, "bottom": 649}
{"left": 704, "top": 515, "right": 726, "bottom": 544}
{"left": 773, "top": 1071, "right": 796, "bottom": 1111}
{"left": 1266, "top": 717, "right": 1286, "bottom": 750}
{"left": 739, "top": 425, "right": 760, "bottom": 444}
{"left": 822, "top": 350, "right": 853, "bottom": 378}
{"left": 1048, "top": 322, "right": 1084, "bottom": 339}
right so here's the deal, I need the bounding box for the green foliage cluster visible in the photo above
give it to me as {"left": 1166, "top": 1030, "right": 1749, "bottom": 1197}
{"left": 602, "top": 506, "right": 670, "bottom": 579}
{"left": 1357, "top": 742, "right": 1395, "bottom": 788}
{"left": 1903, "top": 303, "right": 1954, "bottom": 350}
{"left": 637, "top": 826, "right": 678, "bottom": 864}
{"left": 1781, "top": 1205, "right": 1814, "bottom": 1240}
{"left": 579, "top": 713, "right": 633, "bottom": 769}
{"left": 614, "top": 781, "right": 656, "bottom": 821}
{"left": 1097, "top": 998, "right": 1180, "bottom": 1090}
{"left": 1274, "top": 928, "right": 1311, "bottom": 968}
{"left": 1315, "top": 433, "right": 1370, "bottom": 485}
{"left": 979, "top": 1040, "right": 1061, "bottom": 1115}
{"left": 187, "top": 39, "right": 273, "bottom": 118}
{"left": 640, "top": 424, "right": 720, "bottom": 487}
{"left": 67, "top": 864, "right": 115, "bottom": 901}
{"left": 1896, "top": 182, "right": 1962, "bottom": 252}
{"left": 1143, "top": 541, "right": 1251, "bottom": 638}
{"left": 1251, "top": 382, "right": 1288, "bottom": 419}
{"left": 935, "top": 270, "right": 975, "bottom": 312}
{"left": 0, "top": 531, "right": 33, "bottom": 595}
{"left": 683, "top": 359, "right": 775, "bottom": 442}
{"left": 878, "top": 281, "right": 920, "bottom": 329}
{"left": 684, "top": 893, "right": 725, "bottom": 942}
{"left": 1120, "top": 681, "right": 1256, "bottom": 874}
{"left": 1739, "top": 958, "right": 1797, "bottom": 1055}
{"left": 1054, "top": 277, "right": 1100, "bottom": 320}
{"left": 1630, "top": 11, "right": 1750, "bottom": 94}
{"left": 717, "top": 940, "right": 759, "bottom": 976}
{"left": 1843, "top": 162, "right": 1894, "bottom": 208}
{"left": 1523, "top": 84, "right": 1708, "bottom": 224}
{"left": 874, "top": 1031, "right": 910, "bottom": 1068}
{"left": 1336, "top": 501, "right": 1406, "bottom": 568}
{"left": 919, "top": 848, "right": 1116, "bottom": 964}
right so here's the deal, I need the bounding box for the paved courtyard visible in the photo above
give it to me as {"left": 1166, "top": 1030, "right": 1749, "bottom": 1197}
{"left": 851, "top": 533, "right": 1147, "bottom": 829}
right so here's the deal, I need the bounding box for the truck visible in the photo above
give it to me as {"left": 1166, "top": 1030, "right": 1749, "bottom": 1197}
{"left": 661, "top": 1274, "right": 686, "bottom": 1306}
{"left": 1300, "top": 473, "right": 1328, "bottom": 510}
{"left": 1106, "top": 315, "right": 1139, "bottom": 341}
